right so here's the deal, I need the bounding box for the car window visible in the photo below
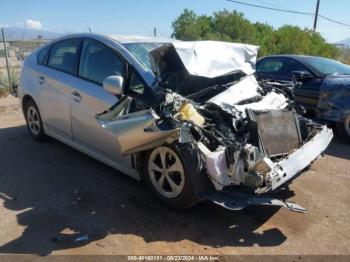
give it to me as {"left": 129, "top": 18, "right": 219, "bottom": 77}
{"left": 257, "top": 60, "right": 283, "bottom": 73}
{"left": 79, "top": 39, "right": 125, "bottom": 84}
{"left": 37, "top": 46, "right": 49, "bottom": 65}
{"left": 280, "top": 59, "right": 309, "bottom": 76}
{"left": 48, "top": 38, "right": 80, "bottom": 74}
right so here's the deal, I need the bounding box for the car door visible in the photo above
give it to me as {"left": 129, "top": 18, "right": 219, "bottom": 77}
{"left": 37, "top": 38, "right": 81, "bottom": 138}
{"left": 257, "top": 57, "right": 323, "bottom": 110}
{"left": 281, "top": 59, "right": 324, "bottom": 110}
{"left": 70, "top": 38, "right": 131, "bottom": 163}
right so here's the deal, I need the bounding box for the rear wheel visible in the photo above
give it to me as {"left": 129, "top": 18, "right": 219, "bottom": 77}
{"left": 336, "top": 115, "right": 350, "bottom": 143}
{"left": 24, "top": 99, "right": 46, "bottom": 141}
{"left": 143, "top": 144, "right": 198, "bottom": 209}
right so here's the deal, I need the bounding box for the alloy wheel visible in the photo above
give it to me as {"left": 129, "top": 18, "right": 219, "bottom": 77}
{"left": 27, "top": 106, "right": 41, "bottom": 136}
{"left": 148, "top": 146, "right": 185, "bottom": 198}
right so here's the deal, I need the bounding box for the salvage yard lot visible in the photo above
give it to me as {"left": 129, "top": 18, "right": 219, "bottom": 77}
{"left": 0, "top": 96, "right": 349, "bottom": 255}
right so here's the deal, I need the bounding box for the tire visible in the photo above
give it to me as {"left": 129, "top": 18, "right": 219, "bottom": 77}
{"left": 336, "top": 115, "right": 350, "bottom": 143}
{"left": 24, "top": 99, "right": 46, "bottom": 141}
{"left": 143, "top": 143, "right": 199, "bottom": 210}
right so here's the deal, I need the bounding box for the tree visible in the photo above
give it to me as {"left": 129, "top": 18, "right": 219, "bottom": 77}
{"left": 172, "top": 9, "right": 340, "bottom": 59}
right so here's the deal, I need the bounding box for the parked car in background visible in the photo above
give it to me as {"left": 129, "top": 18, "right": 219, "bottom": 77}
{"left": 256, "top": 55, "right": 350, "bottom": 142}
{"left": 18, "top": 34, "right": 333, "bottom": 212}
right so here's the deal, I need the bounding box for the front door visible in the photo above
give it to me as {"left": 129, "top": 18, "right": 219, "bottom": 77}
{"left": 70, "top": 38, "right": 130, "bottom": 162}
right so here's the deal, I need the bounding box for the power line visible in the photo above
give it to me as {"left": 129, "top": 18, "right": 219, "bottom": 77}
{"left": 225, "top": 0, "right": 314, "bottom": 16}
{"left": 251, "top": 0, "right": 285, "bottom": 9}
{"left": 319, "top": 14, "right": 350, "bottom": 28}
{"left": 225, "top": 0, "right": 350, "bottom": 29}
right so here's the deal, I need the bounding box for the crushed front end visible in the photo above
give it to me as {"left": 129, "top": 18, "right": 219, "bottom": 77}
{"left": 152, "top": 75, "right": 332, "bottom": 212}
{"left": 99, "top": 41, "right": 333, "bottom": 212}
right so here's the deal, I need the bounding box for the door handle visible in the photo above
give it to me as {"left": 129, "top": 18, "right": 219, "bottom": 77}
{"left": 38, "top": 76, "right": 45, "bottom": 84}
{"left": 71, "top": 90, "right": 82, "bottom": 103}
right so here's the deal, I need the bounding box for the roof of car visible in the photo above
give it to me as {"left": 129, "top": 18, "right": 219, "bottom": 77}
{"left": 108, "top": 34, "right": 177, "bottom": 44}
{"left": 259, "top": 54, "right": 323, "bottom": 62}
{"left": 50, "top": 33, "right": 177, "bottom": 45}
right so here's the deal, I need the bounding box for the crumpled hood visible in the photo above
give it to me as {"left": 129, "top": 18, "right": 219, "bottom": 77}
{"left": 150, "top": 41, "right": 259, "bottom": 79}
{"left": 209, "top": 75, "right": 289, "bottom": 113}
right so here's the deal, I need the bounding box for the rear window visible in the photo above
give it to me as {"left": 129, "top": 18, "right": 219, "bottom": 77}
{"left": 48, "top": 38, "right": 81, "bottom": 74}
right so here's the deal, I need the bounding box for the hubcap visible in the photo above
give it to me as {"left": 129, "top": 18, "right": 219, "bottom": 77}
{"left": 27, "top": 106, "right": 40, "bottom": 136}
{"left": 148, "top": 146, "right": 185, "bottom": 198}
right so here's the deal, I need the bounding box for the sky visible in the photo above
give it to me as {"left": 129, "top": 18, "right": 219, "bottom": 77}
{"left": 1, "top": 0, "right": 350, "bottom": 42}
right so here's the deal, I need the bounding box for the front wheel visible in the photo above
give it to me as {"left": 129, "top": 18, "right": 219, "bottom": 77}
{"left": 143, "top": 144, "right": 199, "bottom": 209}
{"left": 336, "top": 115, "right": 350, "bottom": 143}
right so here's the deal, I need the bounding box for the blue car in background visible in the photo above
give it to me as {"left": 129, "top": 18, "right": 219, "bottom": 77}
{"left": 256, "top": 55, "right": 350, "bottom": 142}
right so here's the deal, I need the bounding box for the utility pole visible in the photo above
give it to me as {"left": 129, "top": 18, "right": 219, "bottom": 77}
{"left": 313, "top": 0, "right": 320, "bottom": 32}
{"left": 153, "top": 27, "right": 157, "bottom": 37}
{"left": 1, "top": 28, "right": 12, "bottom": 90}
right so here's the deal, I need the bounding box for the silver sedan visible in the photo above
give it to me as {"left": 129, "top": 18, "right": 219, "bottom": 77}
{"left": 19, "top": 34, "right": 333, "bottom": 212}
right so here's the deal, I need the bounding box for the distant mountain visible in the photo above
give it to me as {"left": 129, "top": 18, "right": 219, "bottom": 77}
{"left": 1, "top": 27, "right": 63, "bottom": 41}
{"left": 337, "top": 37, "right": 350, "bottom": 47}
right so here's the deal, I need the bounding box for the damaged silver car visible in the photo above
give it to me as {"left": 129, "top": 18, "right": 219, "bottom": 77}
{"left": 19, "top": 34, "right": 333, "bottom": 212}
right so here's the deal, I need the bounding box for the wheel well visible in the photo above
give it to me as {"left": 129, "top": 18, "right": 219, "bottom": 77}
{"left": 22, "top": 95, "right": 34, "bottom": 112}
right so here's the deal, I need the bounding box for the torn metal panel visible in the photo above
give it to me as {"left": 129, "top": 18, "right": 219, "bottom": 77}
{"left": 197, "top": 142, "right": 229, "bottom": 191}
{"left": 208, "top": 75, "right": 262, "bottom": 109}
{"left": 97, "top": 109, "right": 180, "bottom": 155}
{"left": 233, "top": 92, "right": 288, "bottom": 112}
{"left": 205, "top": 190, "right": 306, "bottom": 213}
{"left": 208, "top": 75, "right": 289, "bottom": 113}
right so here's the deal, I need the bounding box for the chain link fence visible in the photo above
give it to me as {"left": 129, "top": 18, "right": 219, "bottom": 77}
{"left": 0, "top": 28, "right": 49, "bottom": 96}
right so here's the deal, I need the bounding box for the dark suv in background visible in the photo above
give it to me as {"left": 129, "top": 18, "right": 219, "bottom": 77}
{"left": 256, "top": 55, "right": 350, "bottom": 142}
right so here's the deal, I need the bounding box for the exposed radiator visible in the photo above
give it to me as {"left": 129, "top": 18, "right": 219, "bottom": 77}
{"left": 247, "top": 109, "right": 302, "bottom": 157}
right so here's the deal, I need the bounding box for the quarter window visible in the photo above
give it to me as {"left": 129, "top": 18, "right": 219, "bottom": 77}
{"left": 79, "top": 39, "right": 125, "bottom": 84}
{"left": 37, "top": 47, "right": 49, "bottom": 65}
{"left": 48, "top": 38, "right": 80, "bottom": 74}
{"left": 129, "top": 72, "right": 145, "bottom": 95}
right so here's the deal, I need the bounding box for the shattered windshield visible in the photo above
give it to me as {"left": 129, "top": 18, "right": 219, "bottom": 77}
{"left": 302, "top": 57, "right": 350, "bottom": 76}
{"left": 123, "top": 42, "right": 166, "bottom": 71}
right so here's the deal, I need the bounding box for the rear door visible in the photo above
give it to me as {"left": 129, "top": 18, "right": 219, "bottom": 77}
{"left": 38, "top": 38, "right": 81, "bottom": 138}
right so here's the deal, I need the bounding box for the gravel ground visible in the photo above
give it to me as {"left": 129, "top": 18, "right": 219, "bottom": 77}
{"left": 0, "top": 96, "right": 349, "bottom": 256}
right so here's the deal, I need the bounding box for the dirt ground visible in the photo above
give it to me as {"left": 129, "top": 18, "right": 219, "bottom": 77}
{"left": 0, "top": 96, "right": 349, "bottom": 256}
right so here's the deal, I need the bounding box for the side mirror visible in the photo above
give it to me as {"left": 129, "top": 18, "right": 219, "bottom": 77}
{"left": 293, "top": 71, "right": 314, "bottom": 82}
{"left": 103, "top": 76, "right": 124, "bottom": 96}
